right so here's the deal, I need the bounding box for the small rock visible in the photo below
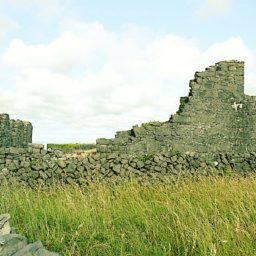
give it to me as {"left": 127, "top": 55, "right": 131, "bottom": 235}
{"left": 137, "top": 161, "right": 145, "bottom": 169}
{"left": 154, "top": 156, "right": 160, "bottom": 163}
{"left": 57, "top": 159, "right": 66, "bottom": 169}
{"left": 214, "top": 161, "right": 219, "bottom": 166}
{"left": 0, "top": 234, "right": 28, "bottom": 256}
{"left": 113, "top": 165, "right": 121, "bottom": 174}
{"left": 12, "top": 240, "right": 43, "bottom": 256}
{"left": 171, "top": 155, "right": 177, "bottom": 162}
{"left": 0, "top": 214, "right": 11, "bottom": 235}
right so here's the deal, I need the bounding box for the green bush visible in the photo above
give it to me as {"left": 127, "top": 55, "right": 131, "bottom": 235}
{"left": 222, "top": 166, "right": 233, "bottom": 177}
{"left": 140, "top": 153, "right": 155, "bottom": 162}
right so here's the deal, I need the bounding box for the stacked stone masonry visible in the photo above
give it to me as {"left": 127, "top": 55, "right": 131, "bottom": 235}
{"left": 0, "top": 114, "right": 32, "bottom": 148}
{"left": 97, "top": 60, "right": 255, "bottom": 154}
{"left": 0, "top": 144, "right": 256, "bottom": 188}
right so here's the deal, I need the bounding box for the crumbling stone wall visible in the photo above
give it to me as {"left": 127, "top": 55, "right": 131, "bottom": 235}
{"left": 0, "top": 144, "right": 255, "bottom": 188}
{"left": 0, "top": 114, "right": 32, "bottom": 148}
{"left": 2, "top": 60, "right": 256, "bottom": 187}
{"left": 97, "top": 60, "right": 255, "bottom": 154}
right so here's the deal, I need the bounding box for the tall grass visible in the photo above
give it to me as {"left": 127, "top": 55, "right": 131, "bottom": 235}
{"left": 0, "top": 175, "right": 256, "bottom": 255}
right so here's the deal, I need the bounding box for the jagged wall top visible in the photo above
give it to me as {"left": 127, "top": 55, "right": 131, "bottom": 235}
{"left": 0, "top": 114, "right": 33, "bottom": 147}
{"left": 189, "top": 60, "right": 244, "bottom": 98}
{"left": 97, "top": 60, "right": 256, "bottom": 154}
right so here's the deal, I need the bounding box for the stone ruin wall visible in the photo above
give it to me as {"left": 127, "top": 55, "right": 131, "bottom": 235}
{"left": 1, "top": 144, "right": 256, "bottom": 188}
{"left": 0, "top": 114, "right": 32, "bottom": 148}
{"left": 97, "top": 60, "right": 256, "bottom": 154}
{"left": 1, "top": 60, "right": 256, "bottom": 187}
{"left": 1, "top": 60, "right": 256, "bottom": 255}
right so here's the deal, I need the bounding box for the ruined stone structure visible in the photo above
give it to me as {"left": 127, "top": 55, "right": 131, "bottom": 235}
{"left": 97, "top": 60, "right": 255, "bottom": 154}
{"left": 0, "top": 114, "right": 32, "bottom": 148}
{"left": 2, "top": 60, "right": 256, "bottom": 255}
{"left": 2, "top": 60, "right": 256, "bottom": 188}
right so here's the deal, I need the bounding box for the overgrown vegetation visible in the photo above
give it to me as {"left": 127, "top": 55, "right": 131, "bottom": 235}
{"left": 140, "top": 153, "right": 155, "bottom": 162}
{"left": 47, "top": 143, "right": 96, "bottom": 153}
{"left": 1, "top": 175, "right": 256, "bottom": 256}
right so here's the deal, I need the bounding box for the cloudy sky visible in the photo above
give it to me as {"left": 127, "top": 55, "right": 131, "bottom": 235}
{"left": 0, "top": 0, "right": 256, "bottom": 144}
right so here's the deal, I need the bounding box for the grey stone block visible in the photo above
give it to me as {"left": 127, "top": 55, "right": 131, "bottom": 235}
{"left": 0, "top": 234, "right": 28, "bottom": 256}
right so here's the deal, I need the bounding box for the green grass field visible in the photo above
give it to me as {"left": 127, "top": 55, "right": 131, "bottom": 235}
{"left": 47, "top": 143, "right": 96, "bottom": 153}
{"left": 1, "top": 175, "right": 256, "bottom": 256}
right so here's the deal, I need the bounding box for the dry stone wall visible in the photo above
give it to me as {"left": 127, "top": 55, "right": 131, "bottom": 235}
{"left": 97, "top": 60, "right": 256, "bottom": 154}
{"left": 0, "top": 144, "right": 256, "bottom": 188}
{"left": 0, "top": 114, "right": 32, "bottom": 148}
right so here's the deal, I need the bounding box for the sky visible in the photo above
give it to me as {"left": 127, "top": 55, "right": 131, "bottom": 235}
{"left": 0, "top": 0, "right": 256, "bottom": 144}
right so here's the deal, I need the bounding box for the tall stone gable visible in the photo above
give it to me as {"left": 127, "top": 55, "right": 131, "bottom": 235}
{"left": 0, "top": 114, "right": 33, "bottom": 147}
{"left": 97, "top": 60, "right": 256, "bottom": 154}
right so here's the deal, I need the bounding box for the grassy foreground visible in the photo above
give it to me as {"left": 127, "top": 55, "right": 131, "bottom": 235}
{"left": 47, "top": 143, "right": 96, "bottom": 153}
{"left": 0, "top": 176, "right": 256, "bottom": 256}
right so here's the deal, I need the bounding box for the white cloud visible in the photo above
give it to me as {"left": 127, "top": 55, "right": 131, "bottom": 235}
{"left": 197, "top": 0, "right": 232, "bottom": 18}
{"left": 1, "top": 20, "right": 255, "bottom": 143}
